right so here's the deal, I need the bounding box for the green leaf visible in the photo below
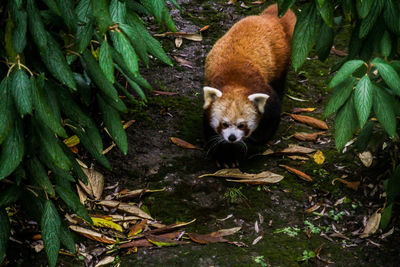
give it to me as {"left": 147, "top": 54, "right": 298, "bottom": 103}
{"left": 277, "top": 0, "right": 296, "bottom": 17}
{"left": 10, "top": 5, "right": 27, "bottom": 54}
{"left": 110, "top": 31, "right": 138, "bottom": 76}
{"left": 316, "top": 22, "right": 334, "bottom": 61}
{"left": 115, "top": 82, "right": 137, "bottom": 103}
{"left": 0, "top": 209, "right": 10, "bottom": 264}
{"left": 42, "top": 34, "right": 77, "bottom": 90}
{"left": 60, "top": 222, "right": 76, "bottom": 253}
{"left": 0, "top": 185, "right": 22, "bottom": 209}
{"left": 343, "top": 0, "right": 355, "bottom": 21}
{"left": 354, "top": 75, "right": 373, "bottom": 128}
{"left": 39, "top": 150, "right": 75, "bottom": 183}
{"left": 81, "top": 49, "right": 120, "bottom": 102}
{"left": 0, "top": 77, "right": 15, "bottom": 145}
{"left": 54, "top": 0, "right": 77, "bottom": 33}
{"left": 373, "top": 86, "right": 396, "bottom": 137}
{"left": 0, "top": 119, "right": 24, "bottom": 180}
{"left": 98, "top": 90, "right": 128, "bottom": 113}
{"left": 98, "top": 95, "right": 128, "bottom": 155}
{"left": 20, "top": 189, "right": 45, "bottom": 221}
{"left": 318, "top": 0, "right": 333, "bottom": 27}
{"left": 119, "top": 23, "right": 149, "bottom": 67}
{"left": 11, "top": 69, "right": 32, "bottom": 117}
{"left": 27, "top": 0, "right": 48, "bottom": 51}
{"left": 60, "top": 144, "right": 88, "bottom": 184}
{"left": 41, "top": 200, "right": 61, "bottom": 267}
{"left": 323, "top": 77, "right": 356, "bottom": 118}
{"left": 373, "top": 61, "right": 400, "bottom": 96}
{"left": 140, "top": 0, "right": 163, "bottom": 23}
{"left": 380, "top": 203, "right": 393, "bottom": 229}
{"left": 27, "top": 157, "right": 55, "bottom": 197}
{"left": 384, "top": 0, "right": 400, "bottom": 35}
{"left": 385, "top": 165, "right": 400, "bottom": 204}
{"left": 334, "top": 94, "right": 359, "bottom": 150}
{"left": 380, "top": 31, "right": 392, "bottom": 57}
{"left": 73, "top": 72, "right": 92, "bottom": 105}
{"left": 291, "top": 2, "right": 321, "bottom": 71}
{"left": 114, "top": 64, "right": 146, "bottom": 101}
{"left": 359, "top": 0, "right": 384, "bottom": 38}
{"left": 76, "top": 0, "right": 94, "bottom": 53}
{"left": 355, "top": 121, "right": 373, "bottom": 152}
{"left": 168, "top": 0, "right": 182, "bottom": 12}
{"left": 356, "top": 0, "right": 374, "bottom": 18}
{"left": 110, "top": 0, "right": 126, "bottom": 24}
{"left": 161, "top": 6, "right": 177, "bottom": 32}
{"left": 55, "top": 185, "right": 92, "bottom": 222}
{"left": 329, "top": 60, "right": 364, "bottom": 88}
{"left": 91, "top": 0, "right": 113, "bottom": 36}
{"left": 99, "top": 41, "right": 115, "bottom": 83}
{"left": 32, "top": 76, "right": 67, "bottom": 138}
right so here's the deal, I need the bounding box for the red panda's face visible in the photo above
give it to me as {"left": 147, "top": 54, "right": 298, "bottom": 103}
{"left": 203, "top": 86, "right": 269, "bottom": 143}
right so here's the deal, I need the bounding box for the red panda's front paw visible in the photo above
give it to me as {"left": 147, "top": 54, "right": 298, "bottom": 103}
{"left": 216, "top": 160, "right": 239, "bottom": 169}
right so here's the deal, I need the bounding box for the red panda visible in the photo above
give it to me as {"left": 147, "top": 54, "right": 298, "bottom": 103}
{"left": 203, "top": 4, "right": 296, "bottom": 167}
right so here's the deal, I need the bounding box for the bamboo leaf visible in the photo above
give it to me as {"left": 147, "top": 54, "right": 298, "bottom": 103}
{"left": 99, "top": 41, "right": 115, "bottom": 83}
{"left": 334, "top": 94, "right": 359, "bottom": 150}
{"left": 323, "top": 77, "right": 356, "bottom": 118}
{"left": 329, "top": 60, "right": 364, "bottom": 88}
{"left": 41, "top": 200, "right": 61, "bottom": 267}
{"left": 98, "top": 95, "right": 128, "bottom": 155}
{"left": 27, "top": 157, "right": 55, "bottom": 197}
{"left": 0, "top": 119, "right": 24, "bottom": 180}
{"left": 0, "top": 209, "right": 10, "bottom": 264}
{"left": 11, "top": 69, "right": 32, "bottom": 117}
{"left": 291, "top": 2, "right": 321, "bottom": 71}
{"left": 119, "top": 23, "right": 149, "bottom": 67}
{"left": 0, "top": 77, "right": 15, "bottom": 145}
{"left": 354, "top": 75, "right": 373, "bottom": 127}
{"left": 373, "top": 86, "right": 396, "bottom": 137}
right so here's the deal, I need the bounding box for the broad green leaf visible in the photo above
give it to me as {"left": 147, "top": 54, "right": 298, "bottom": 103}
{"left": 98, "top": 90, "right": 128, "bottom": 113}
{"left": 10, "top": 5, "right": 27, "bottom": 54}
{"left": 39, "top": 150, "right": 75, "bottom": 183}
{"left": 42, "top": 34, "right": 77, "bottom": 90}
{"left": 11, "top": 69, "right": 32, "bottom": 117}
{"left": 0, "top": 119, "right": 24, "bottom": 180}
{"left": 20, "top": 189, "right": 45, "bottom": 221}
{"left": 0, "top": 77, "right": 15, "bottom": 144}
{"left": 114, "top": 64, "right": 146, "bottom": 101}
{"left": 0, "top": 209, "right": 10, "bottom": 264}
{"left": 126, "top": 1, "right": 151, "bottom": 16}
{"left": 91, "top": 0, "right": 113, "bottom": 35}
{"left": 354, "top": 75, "right": 373, "bottom": 127}
{"left": 323, "top": 77, "right": 356, "bottom": 118}
{"left": 291, "top": 2, "right": 321, "bottom": 71}
{"left": 42, "top": 0, "right": 61, "bottom": 15}
{"left": 73, "top": 72, "right": 92, "bottom": 105}
{"left": 343, "top": 0, "right": 355, "bottom": 21}
{"left": 380, "top": 31, "right": 392, "bottom": 57}
{"left": 81, "top": 49, "right": 119, "bottom": 102}
{"left": 316, "top": 23, "right": 334, "bottom": 61}
{"left": 355, "top": 121, "right": 373, "bottom": 152}
{"left": 318, "top": 0, "right": 333, "bottom": 27}
{"left": 5, "top": 19, "right": 17, "bottom": 62}
{"left": 41, "top": 200, "right": 61, "bottom": 267}
{"left": 119, "top": 23, "right": 149, "bottom": 67}
{"left": 54, "top": 174, "right": 72, "bottom": 191}
{"left": 31, "top": 76, "right": 67, "bottom": 138}
{"left": 385, "top": 164, "right": 400, "bottom": 204}
{"left": 60, "top": 223, "right": 76, "bottom": 253}
{"left": 161, "top": 6, "right": 177, "bottom": 32}
{"left": 0, "top": 185, "right": 22, "bottom": 209}
{"left": 384, "top": 0, "right": 400, "bottom": 35}
{"left": 55, "top": 185, "right": 92, "bottom": 222}
{"left": 380, "top": 203, "right": 393, "bottom": 229}
{"left": 98, "top": 95, "right": 128, "bottom": 155}
{"left": 140, "top": 0, "right": 164, "bottom": 23}
{"left": 168, "top": 0, "right": 182, "bottom": 12}
{"left": 110, "top": 0, "right": 126, "bottom": 23}
{"left": 334, "top": 94, "right": 359, "bottom": 150}
{"left": 373, "top": 61, "right": 400, "bottom": 96}
{"left": 373, "top": 86, "right": 396, "bottom": 137}
{"left": 356, "top": 0, "right": 374, "bottom": 18}
{"left": 99, "top": 41, "right": 115, "bottom": 83}
{"left": 27, "top": 157, "right": 55, "bottom": 197}
{"left": 277, "top": 0, "right": 296, "bottom": 17}
{"left": 55, "top": 0, "right": 77, "bottom": 33}
{"left": 110, "top": 31, "right": 138, "bottom": 76}
{"left": 115, "top": 82, "right": 137, "bottom": 103}
{"left": 329, "top": 60, "right": 364, "bottom": 88}
{"left": 76, "top": 0, "right": 93, "bottom": 53}
{"left": 27, "top": 0, "right": 47, "bottom": 51}
{"left": 60, "top": 144, "right": 88, "bottom": 184}
{"left": 359, "top": 0, "right": 384, "bottom": 38}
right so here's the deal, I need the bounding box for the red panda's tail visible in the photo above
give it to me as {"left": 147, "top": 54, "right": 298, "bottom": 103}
{"left": 261, "top": 4, "right": 296, "bottom": 40}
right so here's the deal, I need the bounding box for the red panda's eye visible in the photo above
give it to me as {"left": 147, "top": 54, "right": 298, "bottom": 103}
{"left": 237, "top": 123, "right": 245, "bottom": 129}
{"left": 222, "top": 122, "right": 229, "bottom": 128}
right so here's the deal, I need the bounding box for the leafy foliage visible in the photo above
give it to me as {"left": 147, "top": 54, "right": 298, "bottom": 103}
{"left": 0, "top": 0, "right": 177, "bottom": 264}
{"left": 281, "top": 0, "right": 400, "bottom": 227}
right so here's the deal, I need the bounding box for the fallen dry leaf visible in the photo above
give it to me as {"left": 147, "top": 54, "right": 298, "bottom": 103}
{"left": 173, "top": 56, "right": 194, "bottom": 68}
{"left": 188, "top": 232, "right": 228, "bottom": 244}
{"left": 91, "top": 217, "right": 123, "bottom": 232}
{"left": 294, "top": 131, "right": 326, "bottom": 141}
{"left": 95, "top": 256, "right": 115, "bottom": 267}
{"left": 292, "top": 107, "right": 316, "bottom": 114}
{"left": 288, "top": 155, "right": 309, "bottom": 161}
{"left": 210, "top": 227, "right": 241, "bottom": 237}
{"left": 305, "top": 203, "right": 321, "bottom": 213}
{"left": 170, "top": 137, "right": 197, "bottom": 149}
{"left": 175, "top": 37, "right": 183, "bottom": 48}
{"left": 76, "top": 185, "right": 88, "bottom": 205}
{"left": 147, "top": 219, "right": 196, "bottom": 235}
{"left": 106, "top": 214, "right": 142, "bottom": 222}
{"left": 332, "top": 178, "right": 360, "bottom": 191}
{"left": 330, "top": 233, "right": 350, "bottom": 240}
{"left": 313, "top": 150, "right": 325, "bottom": 165}
{"left": 128, "top": 219, "right": 148, "bottom": 237}
{"left": 280, "top": 144, "right": 316, "bottom": 154}
{"left": 200, "top": 25, "right": 210, "bottom": 32}
{"left": 251, "top": 0, "right": 266, "bottom": 4}
{"left": 69, "top": 225, "right": 116, "bottom": 244}
{"left": 117, "top": 188, "right": 166, "bottom": 199}
{"left": 146, "top": 234, "right": 186, "bottom": 246}
{"left": 358, "top": 151, "right": 373, "bottom": 167}
{"left": 289, "top": 114, "right": 328, "bottom": 130}
{"left": 97, "top": 200, "right": 153, "bottom": 219}
{"left": 153, "top": 90, "right": 178, "bottom": 96}
{"left": 227, "top": 0, "right": 238, "bottom": 4}
{"left": 122, "top": 120, "right": 135, "bottom": 129}
{"left": 80, "top": 167, "right": 104, "bottom": 200}
{"left": 279, "top": 165, "right": 312, "bottom": 181}
{"left": 119, "top": 238, "right": 153, "bottom": 248}
{"left": 199, "top": 168, "right": 284, "bottom": 185}
{"left": 330, "top": 47, "right": 348, "bottom": 57}
{"left": 360, "top": 210, "right": 382, "bottom": 238}
{"left": 154, "top": 32, "right": 202, "bottom": 41}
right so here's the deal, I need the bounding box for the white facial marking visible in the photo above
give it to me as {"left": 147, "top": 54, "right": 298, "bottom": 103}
{"left": 222, "top": 127, "right": 245, "bottom": 143}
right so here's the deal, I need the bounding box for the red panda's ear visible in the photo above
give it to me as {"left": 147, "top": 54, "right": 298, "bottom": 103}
{"left": 248, "top": 93, "right": 270, "bottom": 113}
{"left": 203, "top": 86, "right": 222, "bottom": 109}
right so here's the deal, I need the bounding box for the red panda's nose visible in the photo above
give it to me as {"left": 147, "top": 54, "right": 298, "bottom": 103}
{"left": 228, "top": 134, "right": 237, "bottom": 142}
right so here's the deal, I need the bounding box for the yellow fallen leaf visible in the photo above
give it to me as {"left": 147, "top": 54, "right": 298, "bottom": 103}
{"left": 63, "top": 135, "right": 80, "bottom": 147}
{"left": 313, "top": 150, "right": 325, "bottom": 165}
{"left": 360, "top": 210, "right": 382, "bottom": 238}
{"left": 91, "top": 217, "right": 124, "bottom": 232}
{"left": 170, "top": 137, "right": 197, "bottom": 149}
{"left": 279, "top": 165, "right": 313, "bottom": 181}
